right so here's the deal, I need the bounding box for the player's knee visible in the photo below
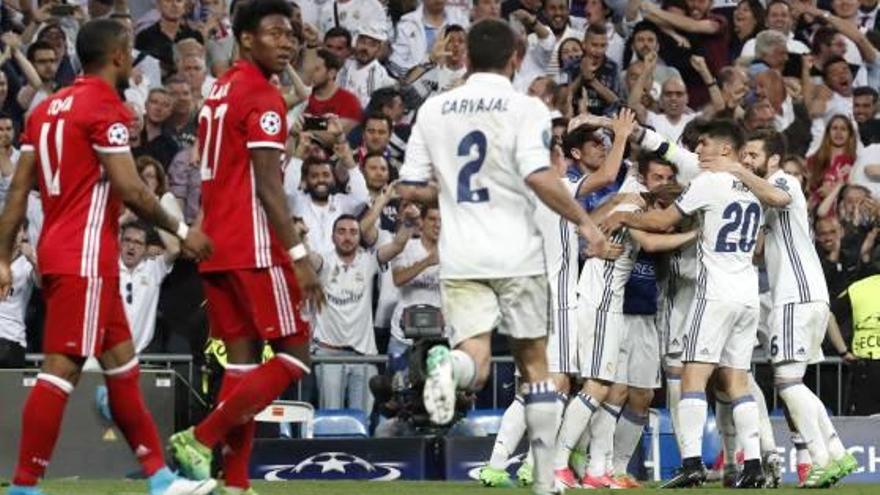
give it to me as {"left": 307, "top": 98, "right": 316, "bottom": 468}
{"left": 773, "top": 361, "right": 806, "bottom": 386}
{"left": 628, "top": 387, "right": 654, "bottom": 410}
{"left": 42, "top": 354, "right": 85, "bottom": 386}
{"left": 551, "top": 373, "right": 571, "bottom": 396}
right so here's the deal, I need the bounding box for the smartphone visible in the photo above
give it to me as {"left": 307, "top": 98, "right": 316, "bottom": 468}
{"left": 303, "top": 115, "right": 328, "bottom": 131}
{"left": 50, "top": 4, "right": 77, "bottom": 16}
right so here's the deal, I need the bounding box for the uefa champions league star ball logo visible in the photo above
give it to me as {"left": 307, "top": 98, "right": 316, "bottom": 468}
{"left": 260, "top": 111, "right": 282, "bottom": 136}
{"left": 260, "top": 452, "right": 404, "bottom": 481}
{"left": 107, "top": 123, "right": 129, "bottom": 146}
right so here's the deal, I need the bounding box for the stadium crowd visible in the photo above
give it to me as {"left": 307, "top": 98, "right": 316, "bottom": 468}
{"left": 0, "top": 0, "right": 877, "bottom": 417}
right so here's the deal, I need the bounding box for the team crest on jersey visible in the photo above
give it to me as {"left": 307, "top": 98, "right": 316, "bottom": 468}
{"left": 107, "top": 123, "right": 129, "bottom": 146}
{"left": 774, "top": 177, "right": 790, "bottom": 191}
{"left": 542, "top": 129, "right": 552, "bottom": 150}
{"left": 260, "top": 111, "right": 282, "bottom": 136}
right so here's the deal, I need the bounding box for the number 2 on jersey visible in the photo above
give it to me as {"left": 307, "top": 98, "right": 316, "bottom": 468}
{"left": 715, "top": 202, "right": 761, "bottom": 252}
{"left": 198, "top": 103, "right": 228, "bottom": 181}
{"left": 456, "top": 130, "right": 489, "bottom": 203}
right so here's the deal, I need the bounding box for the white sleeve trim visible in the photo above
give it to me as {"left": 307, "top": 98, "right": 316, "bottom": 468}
{"left": 247, "top": 141, "right": 285, "bottom": 150}
{"left": 20, "top": 144, "right": 34, "bottom": 152}
{"left": 93, "top": 145, "right": 131, "bottom": 153}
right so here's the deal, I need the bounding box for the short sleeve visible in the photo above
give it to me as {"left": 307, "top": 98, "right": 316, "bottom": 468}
{"left": 399, "top": 117, "right": 433, "bottom": 184}
{"left": 514, "top": 98, "right": 552, "bottom": 178}
{"left": 90, "top": 102, "right": 132, "bottom": 154}
{"left": 771, "top": 173, "right": 795, "bottom": 197}
{"left": 675, "top": 173, "right": 713, "bottom": 216}
{"left": 245, "top": 90, "right": 287, "bottom": 151}
{"left": 19, "top": 128, "right": 33, "bottom": 152}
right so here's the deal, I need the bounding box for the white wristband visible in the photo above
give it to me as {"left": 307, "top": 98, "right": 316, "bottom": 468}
{"left": 289, "top": 244, "right": 308, "bottom": 261}
{"left": 175, "top": 222, "right": 189, "bottom": 240}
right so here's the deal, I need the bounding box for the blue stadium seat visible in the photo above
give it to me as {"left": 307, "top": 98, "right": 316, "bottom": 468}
{"left": 466, "top": 408, "right": 505, "bottom": 436}
{"left": 313, "top": 409, "right": 369, "bottom": 437}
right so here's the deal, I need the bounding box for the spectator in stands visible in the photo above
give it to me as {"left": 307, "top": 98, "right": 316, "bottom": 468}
{"left": 741, "top": 0, "right": 809, "bottom": 58}
{"left": 472, "top": 0, "right": 502, "bottom": 21}
{"left": 177, "top": 54, "right": 213, "bottom": 101}
{"left": 288, "top": 125, "right": 371, "bottom": 254}
{"left": 337, "top": 23, "right": 396, "bottom": 109}
{"left": 133, "top": 87, "right": 181, "bottom": 168}
{"left": 404, "top": 24, "right": 468, "bottom": 100}
{"left": 355, "top": 113, "right": 394, "bottom": 165}
{"left": 361, "top": 152, "right": 399, "bottom": 232}
{"left": 816, "top": 216, "right": 861, "bottom": 303}
{"left": 306, "top": 49, "right": 363, "bottom": 132}
{"left": 730, "top": 0, "right": 765, "bottom": 60}
{"left": 0, "top": 113, "right": 18, "bottom": 206}
{"left": 751, "top": 29, "right": 790, "bottom": 74}
{"left": 35, "top": 21, "right": 78, "bottom": 87}
{"left": 809, "top": 114, "right": 858, "bottom": 212}
{"left": 165, "top": 76, "right": 197, "bottom": 143}
{"left": 0, "top": 225, "right": 36, "bottom": 368}
{"left": 308, "top": 213, "right": 414, "bottom": 411}
{"left": 119, "top": 220, "right": 179, "bottom": 353}
{"left": 624, "top": 21, "right": 680, "bottom": 84}
{"left": 838, "top": 273, "right": 880, "bottom": 414}
{"left": 853, "top": 86, "right": 880, "bottom": 145}
{"left": 321, "top": 26, "right": 353, "bottom": 63}
{"left": 782, "top": 155, "right": 809, "bottom": 193}
{"left": 135, "top": 0, "right": 204, "bottom": 77}
{"left": 17, "top": 40, "right": 58, "bottom": 114}
{"left": 192, "top": 0, "right": 233, "bottom": 76}
{"left": 389, "top": 0, "right": 469, "bottom": 77}
{"left": 582, "top": 0, "right": 623, "bottom": 68}
{"left": 501, "top": 0, "right": 541, "bottom": 20}
{"left": 752, "top": 69, "right": 811, "bottom": 155}
{"left": 570, "top": 24, "right": 620, "bottom": 116}
{"left": 317, "top": 0, "right": 392, "bottom": 41}
{"left": 718, "top": 66, "right": 750, "bottom": 114}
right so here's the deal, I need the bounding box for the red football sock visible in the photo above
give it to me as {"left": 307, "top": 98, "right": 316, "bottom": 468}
{"left": 195, "top": 355, "right": 308, "bottom": 448}
{"left": 13, "top": 374, "right": 72, "bottom": 486}
{"left": 105, "top": 360, "right": 166, "bottom": 477}
{"left": 220, "top": 365, "right": 258, "bottom": 490}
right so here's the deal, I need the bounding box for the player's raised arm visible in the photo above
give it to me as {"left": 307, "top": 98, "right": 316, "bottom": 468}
{"left": 99, "top": 151, "right": 213, "bottom": 260}
{"left": 0, "top": 151, "right": 35, "bottom": 296}
{"left": 397, "top": 118, "right": 438, "bottom": 203}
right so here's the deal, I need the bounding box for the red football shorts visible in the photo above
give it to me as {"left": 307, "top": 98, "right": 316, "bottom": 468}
{"left": 42, "top": 275, "right": 132, "bottom": 357}
{"left": 202, "top": 264, "right": 309, "bottom": 344}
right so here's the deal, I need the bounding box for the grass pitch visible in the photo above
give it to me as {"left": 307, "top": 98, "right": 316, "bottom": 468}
{"left": 14, "top": 481, "right": 880, "bottom": 495}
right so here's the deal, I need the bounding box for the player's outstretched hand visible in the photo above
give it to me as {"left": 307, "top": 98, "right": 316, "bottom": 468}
{"left": 611, "top": 107, "right": 637, "bottom": 139}
{"left": 0, "top": 261, "right": 12, "bottom": 300}
{"left": 182, "top": 227, "right": 214, "bottom": 261}
{"left": 293, "top": 259, "right": 325, "bottom": 312}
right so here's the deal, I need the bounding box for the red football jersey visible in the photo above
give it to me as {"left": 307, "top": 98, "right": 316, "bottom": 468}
{"left": 21, "top": 76, "right": 132, "bottom": 277}
{"left": 198, "top": 60, "right": 290, "bottom": 272}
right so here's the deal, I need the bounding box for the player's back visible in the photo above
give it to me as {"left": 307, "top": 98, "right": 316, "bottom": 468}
{"left": 676, "top": 171, "right": 762, "bottom": 307}
{"left": 762, "top": 170, "right": 829, "bottom": 305}
{"left": 407, "top": 73, "right": 552, "bottom": 279}
{"left": 198, "top": 60, "right": 289, "bottom": 272}
{"left": 23, "top": 76, "right": 131, "bottom": 278}
{"left": 534, "top": 176, "right": 581, "bottom": 310}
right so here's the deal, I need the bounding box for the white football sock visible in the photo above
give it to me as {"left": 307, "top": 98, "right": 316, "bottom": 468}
{"left": 678, "top": 392, "right": 708, "bottom": 460}
{"left": 811, "top": 394, "right": 846, "bottom": 460}
{"left": 715, "top": 392, "right": 738, "bottom": 467}
{"left": 553, "top": 392, "right": 598, "bottom": 469}
{"left": 450, "top": 349, "right": 476, "bottom": 390}
{"left": 731, "top": 395, "right": 761, "bottom": 462}
{"left": 613, "top": 406, "right": 648, "bottom": 475}
{"left": 489, "top": 395, "right": 526, "bottom": 470}
{"left": 666, "top": 373, "right": 683, "bottom": 450}
{"left": 749, "top": 374, "right": 777, "bottom": 453}
{"left": 524, "top": 380, "right": 563, "bottom": 493}
{"left": 779, "top": 384, "right": 829, "bottom": 467}
{"left": 588, "top": 403, "right": 619, "bottom": 477}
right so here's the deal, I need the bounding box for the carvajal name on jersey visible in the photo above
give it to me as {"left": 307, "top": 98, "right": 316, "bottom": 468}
{"left": 441, "top": 97, "right": 509, "bottom": 115}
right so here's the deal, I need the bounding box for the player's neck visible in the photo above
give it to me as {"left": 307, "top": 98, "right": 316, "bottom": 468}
{"left": 83, "top": 69, "right": 120, "bottom": 94}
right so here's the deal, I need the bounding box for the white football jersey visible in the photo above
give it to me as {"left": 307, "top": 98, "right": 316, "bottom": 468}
{"left": 400, "top": 73, "right": 552, "bottom": 279}
{"left": 535, "top": 176, "right": 584, "bottom": 311}
{"left": 0, "top": 256, "right": 35, "bottom": 347}
{"left": 675, "top": 171, "right": 762, "bottom": 307}
{"left": 577, "top": 203, "right": 641, "bottom": 313}
{"left": 762, "top": 170, "right": 830, "bottom": 305}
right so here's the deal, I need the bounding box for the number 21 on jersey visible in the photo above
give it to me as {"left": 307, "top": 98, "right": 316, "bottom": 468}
{"left": 37, "top": 96, "right": 74, "bottom": 196}
{"left": 199, "top": 103, "right": 228, "bottom": 181}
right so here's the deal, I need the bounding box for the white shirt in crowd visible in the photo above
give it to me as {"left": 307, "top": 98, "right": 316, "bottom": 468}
{"left": 0, "top": 256, "right": 35, "bottom": 348}
{"left": 514, "top": 30, "right": 557, "bottom": 92}
{"left": 374, "top": 229, "right": 399, "bottom": 329}
{"left": 284, "top": 157, "right": 371, "bottom": 255}
{"left": 645, "top": 111, "right": 697, "bottom": 144}
{"left": 400, "top": 73, "right": 552, "bottom": 279}
{"left": 389, "top": 237, "right": 441, "bottom": 344}
{"left": 762, "top": 169, "right": 829, "bottom": 306}
{"left": 337, "top": 58, "right": 397, "bottom": 109}
{"left": 317, "top": 0, "right": 392, "bottom": 41}
{"left": 120, "top": 256, "right": 173, "bottom": 354}
{"left": 675, "top": 171, "right": 762, "bottom": 307}
{"left": 313, "top": 249, "right": 380, "bottom": 355}
{"left": 739, "top": 34, "right": 810, "bottom": 60}
{"left": 851, "top": 144, "right": 880, "bottom": 199}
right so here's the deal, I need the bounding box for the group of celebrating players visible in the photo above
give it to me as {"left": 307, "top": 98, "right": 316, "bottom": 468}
{"left": 0, "top": 0, "right": 857, "bottom": 494}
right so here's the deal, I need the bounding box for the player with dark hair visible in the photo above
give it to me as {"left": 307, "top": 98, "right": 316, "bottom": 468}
{"left": 0, "top": 18, "right": 215, "bottom": 495}
{"left": 168, "top": 1, "right": 325, "bottom": 493}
